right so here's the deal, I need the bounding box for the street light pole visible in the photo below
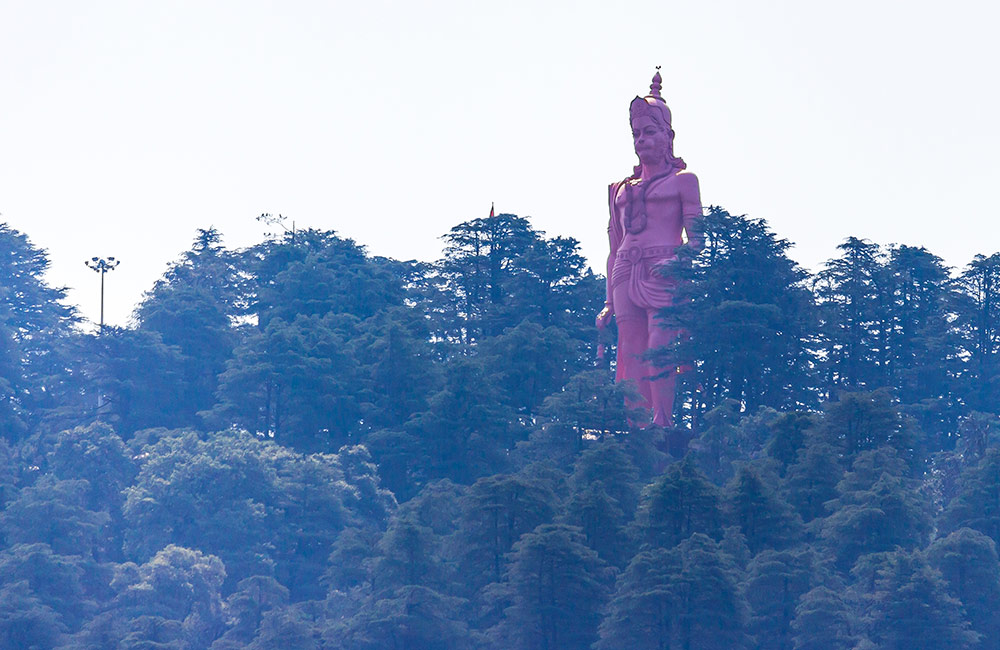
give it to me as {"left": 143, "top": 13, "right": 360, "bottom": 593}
{"left": 84, "top": 256, "right": 120, "bottom": 333}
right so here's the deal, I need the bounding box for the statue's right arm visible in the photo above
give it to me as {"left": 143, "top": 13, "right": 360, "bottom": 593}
{"left": 598, "top": 182, "right": 623, "bottom": 329}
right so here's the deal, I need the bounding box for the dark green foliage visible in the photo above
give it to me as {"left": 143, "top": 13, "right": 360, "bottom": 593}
{"left": 595, "top": 547, "right": 682, "bottom": 649}
{"left": 815, "top": 236, "right": 887, "bottom": 393}
{"left": 478, "top": 320, "right": 579, "bottom": 416}
{"left": 0, "top": 437, "right": 16, "bottom": 511}
{"left": 943, "top": 447, "right": 1000, "bottom": 553}
{"left": 523, "top": 371, "right": 642, "bottom": 472}
{"left": 632, "top": 457, "right": 722, "bottom": 549}
{"left": 954, "top": 411, "right": 1000, "bottom": 465}
{"left": 0, "top": 478, "right": 110, "bottom": 557}
{"left": 352, "top": 307, "right": 440, "bottom": 430}
{"left": 433, "top": 213, "right": 602, "bottom": 350}
{"left": 819, "top": 388, "right": 920, "bottom": 469}
{"left": 0, "top": 223, "right": 76, "bottom": 439}
{"left": 784, "top": 432, "right": 842, "bottom": 522}
{"left": 330, "top": 586, "right": 471, "bottom": 650}
{"left": 725, "top": 464, "right": 803, "bottom": 554}
{"left": 45, "top": 422, "right": 136, "bottom": 511}
{"left": 569, "top": 438, "right": 640, "bottom": 516}
{"left": 122, "top": 430, "right": 392, "bottom": 596}
{"left": 562, "top": 480, "right": 629, "bottom": 567}
{"left": 927, "top": 528, "right": 1000, "bottom": 649}
{"left": 488, "top": 524, "right": 611, "bottom": 650}
{"left": 10, "top": 207, "right": 1000, "bottom": 647}
{"left": 248, "top": 229, "right": 404, "bottom": 327}
{"left": 745, "top": 547, "right": 823, "bottom": 650}
{"left": 790, "top": 586, "right": 856, "bottom": 650}
{"left": 955, "top": 253, "right": 1000, "bottom": 413}
{"left": 852, "top": 550, "right": 978, "bottom": 650}
{"left": 662, "top": 207, "right": 818, "bottom": 421}
{"left": 765, "top": 411, "right": 816, "bottom": 476}
{"left": 435, "top": 213, "right": 540, "bottom": 342}
{"left": 0, "top": 580, "right": 65, "bottom": 650}
{"left": 538, "top": 368, "right": 635, "bottom": 434}
{"left": 369, "top": 510, "right": 445, "bottom": 593}
{"left": 820, "top": 448, "right": 931, "bottom": 571}
{"left": 208, "top": 314, "right": 365, "bottom": 451}
{"left": 0, "top": 543, "right": 97, "bottom": 631}
{"left": 403, "top": 356, "right": 517, "bottom": 485}
{"left": 456, "top": 473, "right": 557, "bottom": 590}
{"left": 672, "top": 533, "right": 750, "bottom": 650}
{"left": 84, "top": 327, "right": 188, "bottom": 435}
{"left": 214, "top": 576, "right": 290, "bottom": 646}
{"left": 243, "top": 606, "right": 320, "bottom": 649}
{"left": 882, "top": 247, "right": 959, "bottom": 417}
{"left": 102, "top": 545, "right": 227, "bottom": 649}
{"left": 598, "top": 534, "right": 750, "bottom": 649}
{"left": 135, "top": 228, "right": 241, "bottom": 428}
{"left": 691, "top": 399, "right": 743, "bottom": 482}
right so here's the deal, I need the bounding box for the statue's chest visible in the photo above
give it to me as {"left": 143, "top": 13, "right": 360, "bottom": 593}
{"left": 615, "top": 178, "right": 682, "bottom": 217}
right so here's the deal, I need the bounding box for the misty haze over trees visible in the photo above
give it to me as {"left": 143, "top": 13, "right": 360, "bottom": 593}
{"left": 3, "top": 208, "right": 1000, "bottom": 649}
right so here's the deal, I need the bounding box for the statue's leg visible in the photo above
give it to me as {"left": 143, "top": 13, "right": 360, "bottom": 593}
{"left": 616, "top": 315, "right": 653, "bottom": 411}
{"left": 647, "top": 311, "right": 679, "bottom": 427}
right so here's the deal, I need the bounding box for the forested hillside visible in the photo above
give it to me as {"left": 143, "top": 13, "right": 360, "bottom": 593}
{"left": 3, "top": 209, "right": 1000, "bottom": 649}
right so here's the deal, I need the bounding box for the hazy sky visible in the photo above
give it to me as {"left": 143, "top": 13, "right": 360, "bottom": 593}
{"left": 2, "top": 0, "right": 998, "bottom": 327}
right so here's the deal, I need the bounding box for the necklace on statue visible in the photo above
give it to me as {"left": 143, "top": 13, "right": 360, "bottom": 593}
{"left": 624, "top": 169, "right": 674, "bottom": 234}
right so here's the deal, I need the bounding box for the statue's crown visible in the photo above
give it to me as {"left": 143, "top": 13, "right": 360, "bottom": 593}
{"left": 629, "top": 68, "right": 672, "bottom": 128}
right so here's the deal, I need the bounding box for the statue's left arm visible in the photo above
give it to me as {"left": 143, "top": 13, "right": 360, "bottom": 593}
{"left": 679, "top": 172, "right": 703, "bottom": 252}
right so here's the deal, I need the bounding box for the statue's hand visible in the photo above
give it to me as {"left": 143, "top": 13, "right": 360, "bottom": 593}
{"left": 596, "top": 306, "right": 613, "bottom": 330}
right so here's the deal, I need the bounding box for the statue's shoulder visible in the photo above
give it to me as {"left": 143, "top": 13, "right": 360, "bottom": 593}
{"left": 674, "top": 169, "right": 700, "bottom": 193}
{"left": 609, "top": 177, "right": 631, "bottom": 203}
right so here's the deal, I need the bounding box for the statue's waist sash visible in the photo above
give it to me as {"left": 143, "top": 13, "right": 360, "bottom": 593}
{"left": 614, "top": 244, "right": 675, "bottom": 262}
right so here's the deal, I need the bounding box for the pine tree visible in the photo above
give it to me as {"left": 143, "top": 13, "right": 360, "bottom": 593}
{"left": 208, "top": 314, "right": 365, "bottom": 451}
{"left": 455, "top": 473, "right": 557, "bottom": 591}
{"left": 562, "top": 480, "right": 629, "bottom": 567}
{"left": 631, "top": 456, "right": 722, "bottom": 549}
{"left": 954, "top": 253, "right": 1000, "bottom": 413}
{"left": 853, "top": 550, "right": 978, "bottom": 650}
{"left": 927, "top": 527, "right": 1000, "bottom": 650}
{"left": 0, "top": 223, "right": 77, "bottom": 438}
{"left": 790, "top": 586, "right": 856, "bottom": 650}
{"left": 765, "top": 411, "right": 816, "bottom": 477}
{"left": 745, "top": 547, "right": 822, "bottom": 650}
{"left": 820, "top": 449, "right": 931, "bottom": 571}
{"left": 662, "top": 207, "right": 818, "bottom": 422}
{"left": 782, "top": 431, "right": 843, "bottom": 523}
{"left": 815, "top": 237, "right": 888, "bottom": 393}
{"left": 478, "top": 320, "right": 580, "bottom": 417}
{"left": 943, "top": 447, "right": 1000, "bottom": 548}
{"left": 595, "top": 548, "right": 682, "bottom": 650}
{"left": 882, "top": 246, "right": 958, "bottom": 407}
{"left": 674, "top": 533, "right": 750, "bottom": 650}
{"left": 135, "top": 227, "right": 241, "bottom": 428}
{"left": 725, "top": 465, "right": 803, "bottom": 555}
{"left": 488, "top": 524, "right": 611, "bottom": 650}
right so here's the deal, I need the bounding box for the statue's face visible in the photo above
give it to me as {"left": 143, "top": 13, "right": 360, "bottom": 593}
{"left": 631, "top": 116, "right": 670, "bottom": 163}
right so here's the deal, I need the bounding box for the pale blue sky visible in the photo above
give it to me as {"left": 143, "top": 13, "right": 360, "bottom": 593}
{"left": 2, "top": 0, "right": 997, "bottom": 326}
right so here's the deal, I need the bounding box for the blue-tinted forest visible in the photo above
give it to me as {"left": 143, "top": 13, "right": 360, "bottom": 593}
{"left": 2, "top": 209, "right": 1000, "bottom": 649}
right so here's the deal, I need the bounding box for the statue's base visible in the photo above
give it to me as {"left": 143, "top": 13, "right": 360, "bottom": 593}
{"left": 661, "top": 427, "right": 693, "bottom": 459}
{"left": 639, "top": 424, "right": 693, "bottom": 473}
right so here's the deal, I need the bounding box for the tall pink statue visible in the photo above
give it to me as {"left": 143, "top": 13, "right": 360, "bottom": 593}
{"left": 596, "top": 69, "right": 703, "bottom": 427}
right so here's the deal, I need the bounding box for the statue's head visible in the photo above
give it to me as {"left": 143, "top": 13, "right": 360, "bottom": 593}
{"left": 629, "top": 69, "right": 685, "bottom": 175}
